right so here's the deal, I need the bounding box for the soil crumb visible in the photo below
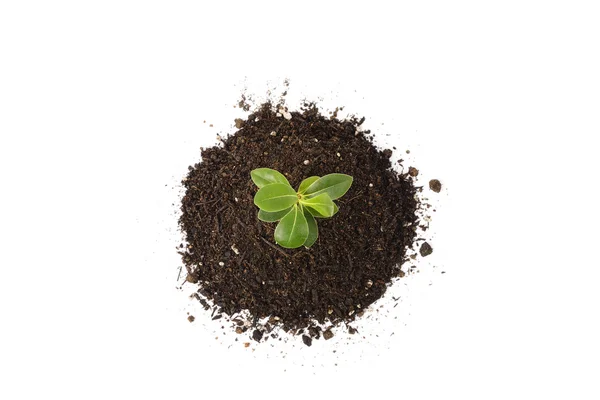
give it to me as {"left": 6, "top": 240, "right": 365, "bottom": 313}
{"left": 429, "top": 179, "right": 442, "bottom": 193}
{"left": 302, "top": 335, "right": 313, "bottom": 347}
{"left": 419, "top": 242, "right": 433, "bottom": 257}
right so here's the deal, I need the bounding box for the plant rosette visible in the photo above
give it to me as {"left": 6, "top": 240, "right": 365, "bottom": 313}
{"left": 251, "top": 168, "right": 353, "bottom": 249}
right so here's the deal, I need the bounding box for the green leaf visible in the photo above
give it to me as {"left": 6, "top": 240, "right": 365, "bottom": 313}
{"left": 254, "top": 183, "right": 298, "bottom": 212}
{"left": 332, "top": 202, "right": 339, "bottom": 216}
{"left": 300, "top": 193, "right": 335, "bottom": 218}
{"left": 303, "top": 207, "right": 318, "bottom": 248}
{"left": 274, "top": 205, "right": 308, "bottom": 248}
{"left": 297, "top": 176, "right": 320, "bottom": 194}
{"left": 308, "top": 201, "right": 339, "bottom": 219}
{"left": 258, "top": 207, "right": 292, "bottom": 222}
{"left": 251, "top": 168, "right": 290, "bottom": 188}
{"left": 304, "top": 173, "right": 353, "bottom": 200}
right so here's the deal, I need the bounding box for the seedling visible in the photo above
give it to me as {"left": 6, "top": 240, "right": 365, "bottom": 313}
{"left": 251, "top": 168, "right": 353, "bottom": 249}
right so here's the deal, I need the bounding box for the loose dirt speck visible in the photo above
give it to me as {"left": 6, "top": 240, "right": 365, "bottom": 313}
{"left": 420, "top": 242, "right": 433, "bottom": 257}
{"left": 429, "top": 179, "right": 442, "bottom": 193}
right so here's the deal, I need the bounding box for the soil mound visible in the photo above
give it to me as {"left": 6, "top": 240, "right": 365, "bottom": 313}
{"left": 180, "top": 103, "right": 419, "bottom": 339}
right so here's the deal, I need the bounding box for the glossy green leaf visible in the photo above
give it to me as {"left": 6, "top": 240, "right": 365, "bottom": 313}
{"left": 258, "top": 207, "right": 292, "bottom": 222}
{"left": 303, "top": 173, "right": 353, "bottom": 200}
{"left": 274, "top": 205, "right": 308, "bottom": 248}
{"left": 254, "top": 183, "right": 298, "bottom": 212}
{"left": 251, "top": 168, "right": 290, "bottom": 188}
{"left": 303, "top": 207, "right": 318, "bottom": 248}
{"left": 300, "top": 193, "right": 335, "bottom": 218}
{"left": 308, "top": 201, "right": 339, "bottom": 219}
{"left": 297, "top": 176, "right": 320, "bottom": 194}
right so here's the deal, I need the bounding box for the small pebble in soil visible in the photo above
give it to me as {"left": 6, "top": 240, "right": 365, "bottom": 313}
{"left": 218, "top": 261, "right": 224, "bottom": 266}
{"left": 429, "top": 179, "right": 442, "bottom": 193}
{"left": 302, "top": 335, "right": 312, "bottom": 347}
{"left": 303, "top": 160, "right": 310, "bottom": 165}
{"left": 420, "top": 242, "right": 433, "bottom": 257}
{"left": 252, "top": 329, "right": 263, "bottom": 342}
{"left": 270, "top": 131, "right": 276, "bottom": 136}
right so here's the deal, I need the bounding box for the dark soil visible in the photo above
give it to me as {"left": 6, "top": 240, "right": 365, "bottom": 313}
{"left": 180, "top": 102, "right": 420, "bottom": 342}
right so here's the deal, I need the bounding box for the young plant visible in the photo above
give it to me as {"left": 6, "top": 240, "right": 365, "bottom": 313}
{"left": 251, "top": 168, "right": 353, "bottom": 249}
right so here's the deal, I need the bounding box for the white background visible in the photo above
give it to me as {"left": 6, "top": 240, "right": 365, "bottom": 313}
{"left": 1, "top": 1, "right": 599, "bottom": 399}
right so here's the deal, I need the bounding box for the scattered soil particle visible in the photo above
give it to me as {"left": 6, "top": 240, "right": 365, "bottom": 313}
{"left": 308, "top": 326, "right": 321, "bottom": 339}
{"left": 244, "top": 342, "right": 250, "bottom": 348}
{"left": 408, "top": 167, "right": 419, "bottom": 177}
{"left": 180, "top": 102, "right": 420, "bottom": 340}
{"left": 323, "top": 330, "right": 334, "bottom": 340}
{"left": 187, "top": 315, "right": 195, "bottom": 323}
{"left": 420, "top": 242, "right": 433, "bottom": 257}
{"left": 238, "top": 94, "right": 252, "bottom": 111}
{"left": 252, "top": 329, "right": 263, "bottom": 342}
{"left": 429, "top": 179, "right": 442, "bottom": 193}
{"left": 234, "top": 118, "right": 245, "bottom": 129}
{"left": 348, "top": 326, "right": 357, "bottom": 335}
{"left": 302, "top": 335, "right": 313, "bottom": 347}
